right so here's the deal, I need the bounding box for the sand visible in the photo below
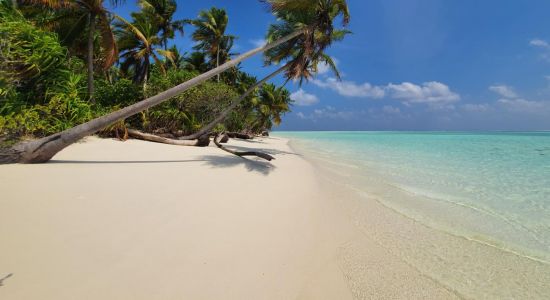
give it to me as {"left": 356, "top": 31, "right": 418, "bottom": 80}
{"left": 0, "top": 136, "right": 458, "bottom": 299}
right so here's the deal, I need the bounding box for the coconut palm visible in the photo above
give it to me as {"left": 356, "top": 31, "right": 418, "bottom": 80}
{"left": 0, "top": 1, "right": 346, "bottom": 164}
{"left": 252, "top": 83, "right": 292, "bottom": 132}
{"left": 166, "top": 46, "right": 185, "bottom": 70}
{"left": 188, "top": 7, "right": 236, "bottom": 81}
{"left": 183, "top": 52, "right": 209, "bottom": 73}
{"left": 138, "top": 0, "right": 184, "bottom": 50}
{"left": 22, "top": 0, "right": 125, "bottom": 102}
{"left": 115, "top": 13, "right": 174, "bottom": 88}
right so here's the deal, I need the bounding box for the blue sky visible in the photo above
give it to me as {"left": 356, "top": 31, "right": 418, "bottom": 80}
{"left": 112, "top": 0, "right": 550, "bottom": 131}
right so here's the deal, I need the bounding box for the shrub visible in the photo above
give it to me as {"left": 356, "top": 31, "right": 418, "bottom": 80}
{"left": 95, "top": 78, "right": 144, "bottom": 107}
{"left": 0, "top": 74, "right": 92, "bottom": 137}
{"left": 141, "top": 68, "right": 238, "bottom": 134}
{"left": 0, "top": 2, "right": 71, "bottom": 108}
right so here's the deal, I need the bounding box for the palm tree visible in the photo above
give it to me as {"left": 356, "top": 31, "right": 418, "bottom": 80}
{"left": 179, "top": 0, "right": 350, "bottom": 140}
{"left": 23, "top": 0, "right": 124, "bottom": 102}
{"left": 115, "top": 13, "right": 173, "bottom": 88}
{"left": 252, "top": 83, "right": 292, "bottom": 132}
{"left": 183, "top": 52, "right": 209, "bottom": 73}
{"left": 166, "top": 46, "right": 185, "bottom": 70}
{"left": 1, "top": 1, "right": 346, "bottom": 164}
{"left": 188, "top": 7, "right": 236, "bottom": 82}
{"left": 138, "top": 0, "right": 184, "bottom": 50}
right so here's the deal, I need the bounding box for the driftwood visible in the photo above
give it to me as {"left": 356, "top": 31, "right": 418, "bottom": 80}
{"left": 213, "top": 133, "right": 274, "bottom": 161}
{"left": 226, "top": 132, "right": 254, "bottom": 140}
{"left": 219, "top": 133, "right": 229, "bottom": 143}
{"left": 128, "top": 129, "right": 210, "bottom": 147}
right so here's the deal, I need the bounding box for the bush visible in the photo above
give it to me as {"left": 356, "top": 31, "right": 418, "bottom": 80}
{"left": 95, "top": 78, "right": 144, "bottom": 107}
{"left": 0, "top": 2, "right": 72, "bottom": 108}
{"left": 141, "top": 68, "right": 238, "bottom": 134}
{"left": 0, "top": 74, "right": 92, "bottom": 137}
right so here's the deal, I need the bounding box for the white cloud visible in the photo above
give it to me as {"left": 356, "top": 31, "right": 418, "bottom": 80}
{"left": 297, "top": 106, "right": 361, "bottom": 121}
{"left": 530, "top": 39, "right": 550, "bottom": 49}
{"left": 386, "top": 81, "right": 461, "bottom": 104}
{"left": 530, "top": 39, "right": 550, "bottom": 62}
{"left": 497, "top": 98, "right": 550, "bottom": 114}
{"left": 250, "top": 38, "right": 266, "bottom": 48}
{"left": 290, "top": 89, "right": 319, "bottom": 106}
{"left": 489, "top": 85, "right": 517, "bottom": 98}
{"left": 312, "top": 78, "right": 386, "bottom": 98}
{"left": 312, "top": 78, "right": 460, "bottom": 106}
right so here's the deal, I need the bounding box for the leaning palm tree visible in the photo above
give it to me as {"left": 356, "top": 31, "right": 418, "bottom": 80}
{"left": 22, "top": 0, "right": 124, "bottom": 102}
{"left": 0, "top": 0, "right": 345, "bottom": 164}
{"left": 138, "top": 0, "right": 184, "bottom": 50}
{"left": 188, "top": 7, "right": 236, "bottom": 81}
{"left": 179, "top": 0, "right": 350, "bottom": 140}
{"left": 115, "top": 13, "right": 173, "bottom": 88}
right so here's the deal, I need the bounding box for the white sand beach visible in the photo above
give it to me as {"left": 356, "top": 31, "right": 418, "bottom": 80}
{"left": 0, "top": 136, "right": 459, "bottom": 299}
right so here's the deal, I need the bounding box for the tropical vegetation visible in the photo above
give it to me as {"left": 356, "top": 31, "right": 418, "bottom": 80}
{"left": 0, "top": 0, "right": 350, "bottom": 163}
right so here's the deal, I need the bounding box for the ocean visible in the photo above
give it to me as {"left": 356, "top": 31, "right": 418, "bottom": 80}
{"left": 275, "top": 131, "right": 550, "bottom": 298}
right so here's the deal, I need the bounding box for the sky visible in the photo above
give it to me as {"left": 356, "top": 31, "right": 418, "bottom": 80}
{"left": 112, "top": 0, "right": 550, "bottom": 131}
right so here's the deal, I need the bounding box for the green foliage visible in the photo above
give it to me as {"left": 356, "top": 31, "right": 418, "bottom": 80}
{"left": 0, "top": 74, "right": 93, "bottom": 137}
{"left": 140, "top": 68, "right": 238, "bottom": 134}
{"left": 95, "top": 78, "right": 144, "bottom": 106}
{"left": 0, "top": 2, "right": 71, "bottom": 108}
{"left": 188, "top": 7, "right": 236, "bottom": 69}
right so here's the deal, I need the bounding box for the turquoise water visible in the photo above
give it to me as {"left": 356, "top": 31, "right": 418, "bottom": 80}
{"left": 276, "top": 131, "right": 550, "bottom": 262}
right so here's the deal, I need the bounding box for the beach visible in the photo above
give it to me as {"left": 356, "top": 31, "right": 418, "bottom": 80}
{"left": 2, "top": 134, "right": 549, "bottom": 299}
{"left": 0, "top": 136, "right": 462, "bottom": 299}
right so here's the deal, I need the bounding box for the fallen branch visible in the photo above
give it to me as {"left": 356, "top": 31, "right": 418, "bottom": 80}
{"left": 213, "top": 133, "right": 274, "bottom": 161}
{"left": 226, "top": 132, "right": 254, "bottom": 140}
{"left": 128, "top": 129, "right": 210, "bottom": 147}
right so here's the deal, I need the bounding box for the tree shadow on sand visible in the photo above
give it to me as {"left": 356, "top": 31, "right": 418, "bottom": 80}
{"left": 0, "top": 273, "right": 13, "bottom": 287}
{"left": 223, "top": 144, "right": 300, "bottom": 156}
{"left": 49, "top": 159, "right": 207, "bottom": 164}
{"left": 48, "top": 155, "right": 275, "bottom": 175}
{"left": 198, "top": 155, "right": 275, "bottom": 176}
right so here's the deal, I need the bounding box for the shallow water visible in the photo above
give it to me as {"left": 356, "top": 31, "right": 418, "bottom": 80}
{"left": 276, "top": 131, "right": 550, "bottom": 298}
{"left": 276, "top": 132, "right": 550, "bottom": 262}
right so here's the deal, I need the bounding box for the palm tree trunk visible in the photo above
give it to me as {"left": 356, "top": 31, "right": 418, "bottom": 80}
{"left": 180, "top": 64, "right": 289, "bottom": 140}
{"left": 0, "top": 29, "right": 305, "bottom": 164}
{"left": 216, "top": 48, "right": 220, "bottom": 82}
{"left": 87, "top": 12, "right": 96, "bottom": 103}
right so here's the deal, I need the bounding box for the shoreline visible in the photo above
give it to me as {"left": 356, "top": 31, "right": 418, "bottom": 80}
{"left": 284, "top": 134, "right": 550, "bottom": 299}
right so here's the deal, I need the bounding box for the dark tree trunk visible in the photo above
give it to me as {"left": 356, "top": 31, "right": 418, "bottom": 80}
{"left": 87, "top": 12, "right": 96, "bottom": 103}
{"left": 127, "top": 129, "right": 210, "bottom": 147}
{"left": 226, "top": 132, "right": 254, "bottom": 140}
{"left": 216, "top": 48, "right": 220, "bottom": 82}
{"left": 213, "top": 134, "right": 274, "bottom": 161}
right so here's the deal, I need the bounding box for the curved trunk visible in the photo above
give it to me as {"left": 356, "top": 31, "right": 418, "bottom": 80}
{"left": 180, "top": 64, "right": 288, "bottom": 140}
{"left": 87, "top": 12, "right": 96, "bottom": 103}
{"left": 0, "top": 29, "right": 305, "bottom": 164}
